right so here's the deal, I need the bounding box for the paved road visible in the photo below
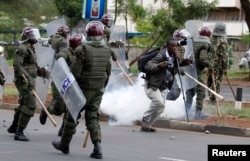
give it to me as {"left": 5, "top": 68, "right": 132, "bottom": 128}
{"left": 0, "top": 109, "right": 249, "bottom": 161}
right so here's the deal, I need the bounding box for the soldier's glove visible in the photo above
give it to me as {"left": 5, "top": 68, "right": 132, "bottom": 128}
{"left": 37, "top": 67, "right": 46, "bottom": 77}
{"left": 0, "top": 78, "right": 5, "bottom": 86}
{"left": 177, "top": 38, "right": 187, "bottom": 46}
{"left": 157, "top": 61, "right": 168, "bottom": 69}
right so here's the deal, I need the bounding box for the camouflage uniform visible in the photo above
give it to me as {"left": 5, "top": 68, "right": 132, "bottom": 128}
{"left": 52, "top": 41, "right": 112, "bottom": 155}
{"left": 185, "top": 34, "right": 213, "bottom": 118}
{"left": 48, "top": 48, "right": 75, "bottom": 115}
{"left": 40, "top": 33, "right": 68, "bottom": 135}
{"left": 207, "top": 22, "right": 228, "bottom": 104}
{"left": 8, "top": 41, "right": 45, "bottom": 141}
{"left": 103, "top": 23, "right": 117, "bottom": 87}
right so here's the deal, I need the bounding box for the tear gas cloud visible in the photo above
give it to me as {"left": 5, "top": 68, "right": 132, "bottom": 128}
{"left": 100, "top": 74, "right": 191, "bottom": 126}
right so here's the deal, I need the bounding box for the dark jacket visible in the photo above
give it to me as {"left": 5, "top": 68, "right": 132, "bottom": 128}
{"left": 145, "top": 48, "right": 190, "bottom": 91}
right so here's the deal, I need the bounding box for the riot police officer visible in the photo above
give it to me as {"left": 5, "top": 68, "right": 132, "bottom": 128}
{"left": 39, "top": 25, "right": 70, "bottom": 136}
{"left": 52, "top": 21, "right": 112, "bottom": 159}
{"left": 7, "top": 26, "right": 46, "bottom": 141}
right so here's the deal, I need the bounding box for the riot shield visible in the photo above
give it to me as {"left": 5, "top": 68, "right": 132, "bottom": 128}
{"left": 175, "top": 20, "right": 203, "bottom": 91}
{"left": 185, "top": 20, "right": 203, "bottom": 38}
{"left": 35, "top": 44, "right": 54, "bottom": 105}
{"left": 51, "top": 57, "right": 86, "bottom": 123}
{"left": 46, "top": 17, "right": 66, "bottom": 37}
{"left": 106, "top": 25, "right": 128, "bottom": 91}
{"left": 0, "top": 56, "right": 8, "bottom": 105}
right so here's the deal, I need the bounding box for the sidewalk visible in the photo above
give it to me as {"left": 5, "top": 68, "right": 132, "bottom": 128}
{"left": 1, "top": 102, "right": 250, "bottom": 138}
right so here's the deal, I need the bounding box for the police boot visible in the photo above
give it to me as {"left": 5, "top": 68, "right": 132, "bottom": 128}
{"left": 7, "top": 107, "right": 20, "bottom": 133}
{"left": 7, "top": 124, "right": 17, "bottom": 134}
{"left": 57, "top": 121, "right": 64, "bottom": 137}
{"left": 39, "top": 109, "right": 47, "bottom": 125}
{"left": 52, "top": 140, "right": 69, "bottom": 154}
{"left": 90, "top": 141, "right": 103, "bottom": 159}
{"left": 14, "top": 127, "right": 29, "bottom": 141}
{"left": 195, "top": 109, "right": 210, "bottom": 120}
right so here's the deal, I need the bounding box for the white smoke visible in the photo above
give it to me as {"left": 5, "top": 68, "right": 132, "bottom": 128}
{"left": 100, "top": 74, "right": 192, "bottom": 126}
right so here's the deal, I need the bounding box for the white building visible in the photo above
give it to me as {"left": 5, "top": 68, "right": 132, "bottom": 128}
{"left": 107, "top": 0, "right": 249, "bottom": 37}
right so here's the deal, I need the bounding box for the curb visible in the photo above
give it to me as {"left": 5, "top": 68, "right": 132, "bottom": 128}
{"left": 1, "top": 103, "right": 250, "bottom": 137}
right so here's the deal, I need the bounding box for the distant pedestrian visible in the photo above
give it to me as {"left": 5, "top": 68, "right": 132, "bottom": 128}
{"left": 239, "top": 54, "right": 248, "bottom": 70}
{"left": 246, "top": 48, "right": 250, "bottom": 69}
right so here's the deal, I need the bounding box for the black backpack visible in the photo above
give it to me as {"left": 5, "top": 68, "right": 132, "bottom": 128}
{"left": 137, "top": 47, "right": 161, "bottom": 74}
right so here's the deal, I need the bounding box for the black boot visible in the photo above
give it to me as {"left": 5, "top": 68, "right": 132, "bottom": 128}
{"left": 57, "top": 121, "right": 64, "bottom": 137}
{"left": 52, "top": 140, "right": 69, "bottom": 154}
{"left": 7, "top": 107, "right": 20, "bottom": 133}
{"left": 39, "top": 109, "right": 47, "bottom": 125}
{"left": 90, "top": 141, "right": 103, "bottom": 159}
{"left": 7, "top": 124, "right": 17, "bottom": 134}
{"left": 14, "top": 127, "right": 29, "bottom": 141}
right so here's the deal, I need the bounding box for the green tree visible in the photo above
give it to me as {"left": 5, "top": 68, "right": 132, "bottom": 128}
{"left": 129, "top": 0, "right": 217, "bottom": 66}
{"left": 0, "top": 0, "right": 59, "bottom": 42}
{"left": 54, "top": 0, "right": 83, "bottom": 27}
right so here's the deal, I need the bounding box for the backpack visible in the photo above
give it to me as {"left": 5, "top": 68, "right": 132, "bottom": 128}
{"left": 137, "top": 47, "right": 161, "bottom": 74}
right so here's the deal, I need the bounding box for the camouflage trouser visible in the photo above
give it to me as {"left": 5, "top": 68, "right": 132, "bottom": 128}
{"left": 48, "top": 81, "right": 66, "bottom": 115}
{"left": 207, "top": 69, "right": 223, "bottom": 102}
{"left": 13, "top": 78, "right": 36, "bottom": 128}
{"left": 61, "top": 88, "right": 104, "bottom": 146}
{"left": 185, "top": 70, "right": 206, "bottom": 110}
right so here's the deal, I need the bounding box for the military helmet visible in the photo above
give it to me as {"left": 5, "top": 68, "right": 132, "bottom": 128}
{"left": 173, "top": 29, "right": 190, "bottom": 39}
{"left": 212, "top": 22, "right": 226, "bottom": 36}
{"left": 199, "top": 26, "right": 212, "bottom": 37}
{"left": 101, "top": 13, "right": 113, "bottom": 27}
{"left": 57, "top": 25, "right": 70, "bottom": 38}
{"left": 69, "top": 33, "right": 83, "bottom": 49}
{"left": 21, "top": 26, "right": 40, "bottom": 44}
{"left": 86, "top": 21, "right": 104, "bottom": 41}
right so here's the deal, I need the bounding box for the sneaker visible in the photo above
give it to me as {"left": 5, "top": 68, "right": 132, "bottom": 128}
{"left": 140, "top": 126, "right": 156, "bottom": 132}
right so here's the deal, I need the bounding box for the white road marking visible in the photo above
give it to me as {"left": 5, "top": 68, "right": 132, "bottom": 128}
{"left": 158, "top": 157, "right": 188, "bottom": 161}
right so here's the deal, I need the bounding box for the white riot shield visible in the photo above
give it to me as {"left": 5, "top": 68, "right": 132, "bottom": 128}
{"left": 176, "top": 38, "right": 198, "bottom": 91}
{"left": 46, "top": 18, "right": 66, "bottom": 37}
{"left": 52, "top": 58, "right": 86, "bottom": 123}
{"left": 175, "top": 20, "right": 203, "bottom": 91}
{"left": 35, "top": 44, "right": 54, "bottom": 104}
{"left": 106, "top": 25, "right": 128, "bottom": 91}
{"left": 0, "top": 56, "right": 8, "bottom": 105}
{"left": 185, "top": 20, "right": 203, "bottom": 38}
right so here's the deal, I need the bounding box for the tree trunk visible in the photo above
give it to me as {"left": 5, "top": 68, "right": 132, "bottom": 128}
{"left": 240, "top": 0, "right": 250, "bottom": 31}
